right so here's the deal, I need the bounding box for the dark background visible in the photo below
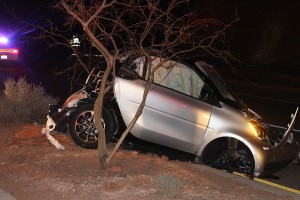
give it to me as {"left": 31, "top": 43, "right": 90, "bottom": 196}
{"left": 194, "top": 0, "right": 300, "bottom": 68}
{"left": 0, "top": 0, "right": 299, "bottom": 100}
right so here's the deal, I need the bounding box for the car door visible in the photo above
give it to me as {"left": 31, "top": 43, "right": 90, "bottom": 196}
{"left": 114, "top": 57, "right": 212, "bottom": 153}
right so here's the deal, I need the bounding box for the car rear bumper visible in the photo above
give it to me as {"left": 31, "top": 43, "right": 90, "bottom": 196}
{"left": 47, "top": 104, "right": 73, "bottom": 133}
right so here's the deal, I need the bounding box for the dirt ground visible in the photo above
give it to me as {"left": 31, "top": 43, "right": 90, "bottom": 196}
{"left": 0, "top": 122, "right": 295, "bottom": 200}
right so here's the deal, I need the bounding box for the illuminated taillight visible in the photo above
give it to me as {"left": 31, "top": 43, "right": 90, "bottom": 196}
{"left": 0, "top": 49, "right": 18, "bottom": 53}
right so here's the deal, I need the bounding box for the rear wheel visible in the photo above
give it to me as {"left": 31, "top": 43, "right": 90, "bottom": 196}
{"left": 69, "top": 104, "right": 115, "bottom": 149}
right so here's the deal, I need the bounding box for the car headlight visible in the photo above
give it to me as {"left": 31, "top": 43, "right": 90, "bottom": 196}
{"left": 249, "top": 121, "right": 268, "bottom": 142}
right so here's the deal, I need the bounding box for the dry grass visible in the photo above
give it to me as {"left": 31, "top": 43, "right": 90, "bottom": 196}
{"left": 155, "top": 173, "right": 183, "bottom": 198}
{"left": 0, "top": 77, "right": 58, "bottom": 123}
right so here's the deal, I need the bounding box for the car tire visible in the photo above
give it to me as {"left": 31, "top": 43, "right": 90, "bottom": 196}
{"left": 217, "top": 139, "right": 255, "bottom": 176}
{"left": 201, "top": 138, "right": 255, "bottom": 176}
{"left": 69, "top": 103, "right": 115, "bottom": 149}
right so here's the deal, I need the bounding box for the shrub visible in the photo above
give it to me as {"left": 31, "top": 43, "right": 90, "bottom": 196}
{"left": 0, "top": 77, "right": 58, "bottom": 123}
{"left": 155, "top": 173, "right": 183, "bottom": 198}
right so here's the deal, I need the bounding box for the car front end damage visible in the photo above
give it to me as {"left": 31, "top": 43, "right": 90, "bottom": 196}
{"left": 194, "top": 61, "right": 300, "bottom": 177}
{"left": 249, "top": 107, "right": 299, "bottom": 176}
{"left": 198, "top": 106, "right": 299, "bottom": 177}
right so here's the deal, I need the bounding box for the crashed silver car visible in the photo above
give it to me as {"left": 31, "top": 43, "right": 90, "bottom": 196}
{"left": 47, "top": 53, "right": 299, "bottom": 177}
{"left": 113, "top": 55, "right": 299, "bottom": 177}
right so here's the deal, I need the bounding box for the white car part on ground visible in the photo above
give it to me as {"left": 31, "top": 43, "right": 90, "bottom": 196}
{"left": 41, "top": 115, "right": 65, "bottom": 150}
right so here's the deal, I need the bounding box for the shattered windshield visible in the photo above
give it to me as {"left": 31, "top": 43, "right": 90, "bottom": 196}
{"left": 195, "top": 61, "right": 240, "bottom": 104}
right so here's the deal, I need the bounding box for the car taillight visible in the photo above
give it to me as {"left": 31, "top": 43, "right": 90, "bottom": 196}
{"left": 0, "top": 49, "right": 19, "bottom": 53}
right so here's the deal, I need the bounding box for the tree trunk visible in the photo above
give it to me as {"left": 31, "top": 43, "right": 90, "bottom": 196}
{"left": 94, "top": 60, "right": 114, "bottom": 169}
{"left": 105, "top": 77, "right": 153, "bottom": 165}
{"left": 94, "top": 92, "right": 108, "bottom": 168}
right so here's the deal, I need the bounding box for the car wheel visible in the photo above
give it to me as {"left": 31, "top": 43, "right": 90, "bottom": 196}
{"left": 216, "top": 139, "right": 255, "bottom": 176}
{"left": 69, "top": 103, "right": 115, "bottom": 149}
{"left": 202, "top": 138, "right": 255, "bottom": 177}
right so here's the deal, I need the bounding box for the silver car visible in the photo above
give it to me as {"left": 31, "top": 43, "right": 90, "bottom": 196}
{"left": 113, "top": 55, "right": 299, "bottom": 177}
{"left": 46, "top": 53, "right": 299, "bottom": 177}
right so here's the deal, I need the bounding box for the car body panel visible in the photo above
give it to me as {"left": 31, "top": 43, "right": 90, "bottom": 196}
{"left": 62, "top": 88, "right": 88, "bottom": 109}
{"left": 114, "top": 77, "right": 212, "bottom": 153}
{"left": 196, "top": 103, "right": 299, "bottom": 175}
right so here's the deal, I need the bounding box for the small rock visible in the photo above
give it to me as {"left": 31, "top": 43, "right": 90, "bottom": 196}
{"left": 160, "top": 155, "right": 169, "bottom": 161}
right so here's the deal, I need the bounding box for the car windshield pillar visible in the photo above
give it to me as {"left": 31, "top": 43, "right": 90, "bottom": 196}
{"left": 195, "top": 61, "right": 240, "bottom": 105}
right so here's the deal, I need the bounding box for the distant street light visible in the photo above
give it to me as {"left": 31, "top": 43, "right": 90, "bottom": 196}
{"left": 70, "top": 35, "right": 80, "bottom": 47}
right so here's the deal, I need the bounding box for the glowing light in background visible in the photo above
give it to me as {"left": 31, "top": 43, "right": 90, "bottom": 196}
{"left": 0, "top": 37, "right": 9, "bottom": 44}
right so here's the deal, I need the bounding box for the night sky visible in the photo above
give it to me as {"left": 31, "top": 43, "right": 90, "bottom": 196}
{"left": 1, "top": 0, "right": 299, "bottom": 66}
{"left": 0, "top": 0, "right": 55, "bottom": 35}
{"left": 192, "top": 0, "right": 300, "bottom": 68}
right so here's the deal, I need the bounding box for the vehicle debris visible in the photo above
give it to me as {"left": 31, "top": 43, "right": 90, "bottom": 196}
{"left": 41, "top": 115, "right": 64, "bottom": 150}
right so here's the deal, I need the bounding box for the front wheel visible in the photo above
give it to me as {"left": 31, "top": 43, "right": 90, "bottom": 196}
{"left": 216, "top": 139, "right": 255, "bottom": 176}
{"left": 201, "top": 138, "right": 255, "bottom": 177}
{"left": 69, "top": 103, "right": 115, "bottom": 149}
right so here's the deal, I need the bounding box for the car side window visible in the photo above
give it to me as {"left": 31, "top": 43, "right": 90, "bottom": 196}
{"left": 131, "top": 56, "right": 209, "bottom": 100}
{"left": 117, "top": 56, "right": 146, "bottom": 79}
{"left": 151, "top": 58, "right": 204, "bottom": 99}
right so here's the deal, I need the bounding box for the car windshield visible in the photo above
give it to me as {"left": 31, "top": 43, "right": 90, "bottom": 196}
{"left": 195, "top": 61, "right": 241, "bottom": 105}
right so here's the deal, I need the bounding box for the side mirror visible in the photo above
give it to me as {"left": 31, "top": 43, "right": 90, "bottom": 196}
{"left": 118, "top": 67, "right": 139, "bottom": 80}
{"left": 199, "top": 88, "right": 209, "bottom": 101}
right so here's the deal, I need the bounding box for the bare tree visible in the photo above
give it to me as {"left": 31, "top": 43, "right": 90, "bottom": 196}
{"left": 59, "top": 0, "right": 235, "bottom": 168}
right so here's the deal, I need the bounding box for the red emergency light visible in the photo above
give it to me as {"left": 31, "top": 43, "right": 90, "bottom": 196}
{"left": 0, "top": 49, "right": 18, "bottom": 53}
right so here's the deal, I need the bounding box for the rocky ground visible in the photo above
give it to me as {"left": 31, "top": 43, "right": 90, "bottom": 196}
{"left": 0, "top": 122, "right": 296, "bottom": 200}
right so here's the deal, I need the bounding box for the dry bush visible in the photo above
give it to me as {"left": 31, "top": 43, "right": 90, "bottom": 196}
{"left": 0, "top": 77, "right": 58, "bottom": 123}
{"left": 155, "top": 173, "right": 183, "bottom": 198}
